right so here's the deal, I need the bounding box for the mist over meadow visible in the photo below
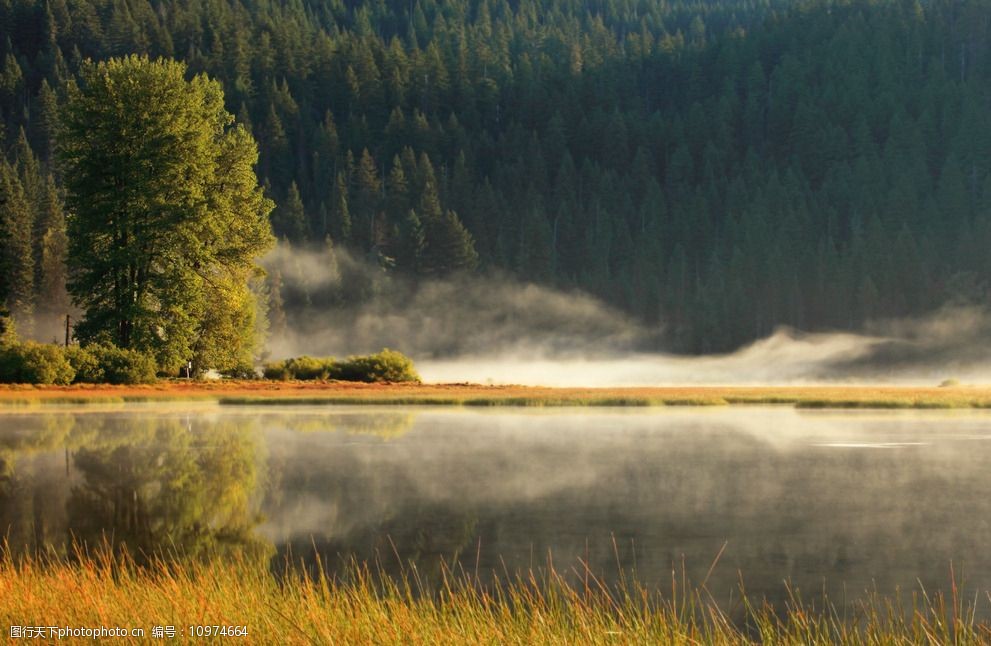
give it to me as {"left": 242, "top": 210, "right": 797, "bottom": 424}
{"left": 264, "top": 243, "right": 991, "bottom": 386}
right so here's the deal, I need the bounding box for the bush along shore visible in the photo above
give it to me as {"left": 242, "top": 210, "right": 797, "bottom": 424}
{"left": 0, "top": 341, "right": 157, "bottom": 385}
{"left": 0, "top": 335, "right": 419, "bottom": 386}
{"left": 262, "top": 349, "right": 420, "bottom": 383}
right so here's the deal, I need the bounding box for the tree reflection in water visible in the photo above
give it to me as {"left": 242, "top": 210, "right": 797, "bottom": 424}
{"left": 0, "top": 408, "right": 419, "bottom": 568}
{"left": 1, "top": 412, "right": 272, "bottom": 566}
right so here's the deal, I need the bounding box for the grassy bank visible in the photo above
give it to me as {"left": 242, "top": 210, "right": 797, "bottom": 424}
{"left": 3, "top": 381, "right": 991, "bottom": 409}
{"left": 2, "top": 551, "right": 988, "bottom": 645}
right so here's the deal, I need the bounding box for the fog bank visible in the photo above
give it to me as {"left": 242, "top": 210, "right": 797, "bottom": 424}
{"left": 264, "top": 244, "right": 991, "bottom": 386}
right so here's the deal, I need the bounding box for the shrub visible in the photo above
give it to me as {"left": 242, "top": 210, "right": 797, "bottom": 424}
{"left": 331, "top": 349, "right": 420, "bottom": 383}
{"left": 262, "top": 356, "right": 334, "bottom": 380}
{"left": 0, "top": 341, "right": 156, "bottom": 385}
{"left": 262, "top": 360, "right": 290, "bottom": 380}
{"left": 65, "top": 345, "right": 103, "bottom": 383}
{"left": 285, "top": 355, "right": 334, "bottom": 380}
{"left": 262, "top": 350, "right": 418, "bottom": 382}
{"left": 222, "top": 363, "right": 261, "bottom": 380}
{"left": 0, "top": 342, "right": 75, "bottom": 385}
{"left": 86, "top": 343, "right": 157, "bottom": 384}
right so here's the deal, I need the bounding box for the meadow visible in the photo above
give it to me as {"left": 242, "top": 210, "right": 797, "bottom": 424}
{"left": 2, "top": 382, "right": 991, "bottom": 409}
{"left": 2, "top": 550, "right": 988, "bottom": 645}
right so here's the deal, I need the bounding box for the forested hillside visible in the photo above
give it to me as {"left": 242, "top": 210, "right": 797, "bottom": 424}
{"left": 1, "top": 0, "right": 990, "bottom": 353}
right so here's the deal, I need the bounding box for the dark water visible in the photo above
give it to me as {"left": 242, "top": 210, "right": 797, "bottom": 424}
{"left": 2, "top": 404, "right": 990, "bottom": 612}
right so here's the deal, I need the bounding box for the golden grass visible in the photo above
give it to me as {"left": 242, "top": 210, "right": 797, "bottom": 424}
{"left": 4, "top": 381, "right": 991, "bottom": 409}
{"left": 3, "top": 550, "right": 990, "bottom": 645}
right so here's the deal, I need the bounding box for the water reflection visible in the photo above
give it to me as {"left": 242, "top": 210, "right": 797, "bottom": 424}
{"left": 1, "top": 405, "right": 991, "bottom": 614}
{"left": 0, "top": 411, "right": 271, "bottom": 563}
{"left": 67, "top": 418, "right": 269, "bottom": 563}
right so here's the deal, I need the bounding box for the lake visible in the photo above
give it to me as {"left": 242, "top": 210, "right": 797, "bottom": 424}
{"left": 2, "top": 404, "right": 989, "bottom": 616}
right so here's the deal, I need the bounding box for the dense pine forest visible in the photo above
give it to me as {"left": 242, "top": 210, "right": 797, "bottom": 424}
{"left": 1, "top": 0, "right": 990, "bottom": 354}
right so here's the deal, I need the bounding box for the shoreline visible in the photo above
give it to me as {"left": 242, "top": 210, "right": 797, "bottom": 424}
{"left": 2, "top": 381, "right": 991, "bottom": 408}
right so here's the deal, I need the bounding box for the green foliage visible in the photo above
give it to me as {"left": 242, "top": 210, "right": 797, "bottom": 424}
{"left": 262, "top": 361, "right": 291, "bottom": 381}
{"left": 36, "top": 175, "right": 70, "bottom": 320}
{"left": 59, "top": 56, "right": 274, "bottom": 373}
{"left": 0, "top": 340, "right": 156, "bottom": 385}
{"left": 84, "top": 344, "right": 158, "bottom": 385}
{"left": 419, "top": 209, "right": 479, "bottom": 276}
{"left": 262, "top": 350, "right": 418, "bottom": 382}
{"left": 331, "top": 349, "right": 420, "bottom": 383}
{"left": 263, "top": 356, "right": 335, "bottom": 381}
{"left": 273, "top": 182, "right": 306, "bottom": 242}
{"left": 221, "top": 363, "right": 262, "bottom": 380}
{"left": 64, "top": 345, "right": 102, "bottom": 383}
{"left": 0, "top": 341, "right": 74, "bottom": 385}
{"left": 192, "top": 274, "right": 262, "bottom": 375}
{"left": 16, "top": 343, "right": 158, "bottom": 385}
{"left": 0, "top": 312, "right": 15, "bottom": 347}
{"left": 0, "top": 160, "right": 34, "bottom": 331}
{"left": 285, "top": 356, "right": 336, "bottom": 380}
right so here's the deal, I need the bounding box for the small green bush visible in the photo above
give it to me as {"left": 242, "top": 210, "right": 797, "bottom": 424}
{"left": 285, "top": 355, "right": 334, "bottom": 380}
{"left": 0, "top": 342, "right": 75, "bottom": 385}
{"left": 86, "top": 343, "right": 157, "bottom": 384}
{"left": 331, "top": 349, "right": 420, "bottom": 383}
{"left": 262, "top": 350, "right": 418, "bottom": 383}
{"left": 262, "top": 361, "right": 290, "bottom": 380}
{"left": 263, "top": 356, "right": 335, "bottom": 380}
{"left": 0, "top": 341, "right": 156, "bottom": 385}
{"left": 65, "top": 345, "right": 103, "bottom": 383}
{"left": 222, "top": 363, "right": 261, "bottom": 380}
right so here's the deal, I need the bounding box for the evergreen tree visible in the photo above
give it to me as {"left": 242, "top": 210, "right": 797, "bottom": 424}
{"left": 420, "top": 208, "right": 479, "bottom": 276}
{"left": 352, "top": 148, "right": 382, "bottom": 249}
{"left": 0, "top": 160, "right": 34, "bottom": 332}
{"left": 330, "top": 171, "right": 352, "bottom": 243}
{"left": 385, "top": 155, "right": 410, "bottom": 223}
{"left": 273, "top": 181, "right": 306, "bottom": 242}
{"left": 394, "top": 209, "right": 425, "bottom": 273}
{"left": 35, "top": 174, "right": 69, "bottom": 325}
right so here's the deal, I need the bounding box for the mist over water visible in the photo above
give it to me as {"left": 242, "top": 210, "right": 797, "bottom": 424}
{"left": 264, "top": 244, "right": 991, "bottom": 386}
{"left": 6, "top": 404, "right": 991, "bottom": 616}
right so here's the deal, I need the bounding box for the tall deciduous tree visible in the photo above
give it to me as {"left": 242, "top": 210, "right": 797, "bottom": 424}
{"left": 59, "top": 56, "right": 274, "bottom": 372}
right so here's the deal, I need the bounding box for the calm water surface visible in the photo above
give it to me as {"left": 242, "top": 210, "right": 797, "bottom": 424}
{"left": 2, "top": 404, "right": 990, "bottom": 612}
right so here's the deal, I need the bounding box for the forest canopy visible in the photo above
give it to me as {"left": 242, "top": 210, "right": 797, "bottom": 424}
{"left": 0, "top": 0, "right": 988, "bottom": 357}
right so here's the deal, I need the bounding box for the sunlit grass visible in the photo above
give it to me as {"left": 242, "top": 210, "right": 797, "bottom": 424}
{"left": 215, "top": 386, "right": 991, "bottom": 409}
{"left": 3, "top": 548, "right": 991, "bottom": 644}
{"left": 5, "top": 382, "right": 991, "bottom": 409}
